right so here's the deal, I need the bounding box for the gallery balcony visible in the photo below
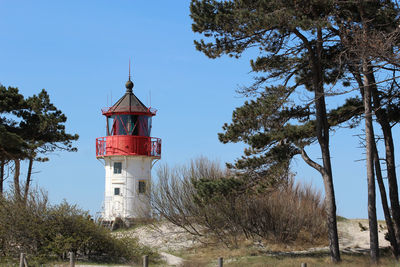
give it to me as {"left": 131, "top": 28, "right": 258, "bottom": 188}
{"left": 96, "top": 135, "right": 161, "bottom": 158}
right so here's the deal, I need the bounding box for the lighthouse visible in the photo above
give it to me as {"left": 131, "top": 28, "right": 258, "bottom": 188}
{"left": 95, "top": 76, "right": 161, "bottom": 222}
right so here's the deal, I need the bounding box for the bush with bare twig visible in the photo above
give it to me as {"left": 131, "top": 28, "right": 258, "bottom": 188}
{"left": 150, "top": 157, "right": 327, "bottom": 247}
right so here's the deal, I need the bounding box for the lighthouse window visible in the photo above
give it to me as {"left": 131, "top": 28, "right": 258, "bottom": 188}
{"left": 138, "top": 181, "right": 146, "bottom": 194}
{"left": 114, "top": 187, "right": 120, "bottom": 195}
{"left": 113, "top": 162, "right": 122, "bottom": 174}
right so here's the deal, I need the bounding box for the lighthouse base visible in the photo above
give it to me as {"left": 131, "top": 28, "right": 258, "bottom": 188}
{"left": 102, "top": 155, "right": 153, "bottom": 221}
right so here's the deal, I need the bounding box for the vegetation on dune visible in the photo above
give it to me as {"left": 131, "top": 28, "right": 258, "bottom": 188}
{"left": 0, "top": 85, "right": 158, "bottom": 265}
{"left": 151, "top": 157, "right": 327, "bottom": 248}
{"left": 0, "top": 188, "right": 158, "bottom": 265}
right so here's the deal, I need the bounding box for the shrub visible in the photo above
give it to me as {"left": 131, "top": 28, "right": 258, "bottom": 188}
{"left": 0, "top": 188, "right": 158, "bottom": 265}
{"left": 237, "top": 180, "right": 327, "bottom": 244}
{"left": 150, "top": 157, "right": 327, "bottom": 247}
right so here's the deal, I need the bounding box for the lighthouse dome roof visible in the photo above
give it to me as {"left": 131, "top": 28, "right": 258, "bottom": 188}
{"left": 103, "top": 80, "right": 154, "bottom": 115}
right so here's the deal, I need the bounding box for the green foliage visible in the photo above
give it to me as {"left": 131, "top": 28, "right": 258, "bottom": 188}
{"left": 0, "top": 84, "right": 78, "bottom": 198}
{"left": 217, "top": 85, "right": 310, "bottom": 173}
{"left": 191, "top": 0, "right": 333, "bottom": 57}
{"left": 189, "top": 0, "right": 394, "bottom": 175}
{"left": 190, "top": 0, "right": 344, "bottom": 87}
{"left": 0, "top": 85, "right": 28, "bottom": 160}
{"left": 192, "top": 177, "right": 243, "bottom": 206}
{"left": 0, "top": 189, "right": 157, "bottom": 265}
{"left": 20, "top": 89, "right": 79, "bottom": 157}
{"left": 190, "top": 0, "right": 343, "bottom": 174}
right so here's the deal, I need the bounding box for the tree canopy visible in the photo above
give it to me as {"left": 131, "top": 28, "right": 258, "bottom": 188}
{"left": 190, "top": 0, "right": 400, "bottom": 263}
{"left": 0, "top": 85, "right": 79, "bottom": 199}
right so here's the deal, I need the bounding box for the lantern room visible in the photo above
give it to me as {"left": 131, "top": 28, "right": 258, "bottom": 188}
{"left": 96, "top": 79, "right": 161, "bottom": 158}
{"left": 106, "top": 114, "right": 152, "bottom": 137}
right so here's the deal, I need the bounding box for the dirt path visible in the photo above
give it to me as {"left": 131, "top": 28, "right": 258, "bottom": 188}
{"left": 160, "top": 252, "right": 184, "bottom": 266}
{"left": 113, "top": 223, "right": 196, "bottom": 266}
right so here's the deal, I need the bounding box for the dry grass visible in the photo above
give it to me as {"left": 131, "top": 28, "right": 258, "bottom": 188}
{"left": 180, "top": 246, "right": 398, "bottom": 267}
{"left": 222, "top": 254, "right": 399, "bottom": 267}
{"left": 176, "top": 234, "right": 396, "bottom": 267}
{"left": 115, "top": 217, "right": 397, "bottom": 267}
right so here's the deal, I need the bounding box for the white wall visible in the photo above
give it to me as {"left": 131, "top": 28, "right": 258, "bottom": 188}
{"left": 103, "top": 155, "right": 153, "bottom": 221}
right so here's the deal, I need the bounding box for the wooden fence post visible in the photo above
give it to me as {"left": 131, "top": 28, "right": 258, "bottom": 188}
{"left": 301, "top": 263, "right": 307, "bottom": 267}
{"left": 218, "top": 257, "right": 223, "bottom": 267}
{"left": 19, "top": 253, "right": 25, "bottom": 267}
{"left": 69, "top": 251, "right": 75, "bottom": 267}
{"left": 143, "top": 255, "right": 149, "bottom": 267}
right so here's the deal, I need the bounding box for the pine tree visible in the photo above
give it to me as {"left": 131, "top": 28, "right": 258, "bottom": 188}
{"left": 18, "top": 89, "right": 79, "bottom": 201}
{"left": 191, "top": 0, "right": 400, "bottom": 262}
{"left": 0, "top": 85, "right": 28, "bottom": 196}
{"left": 333, "top": 1, "right": 400, "bottom": 260}
{"left": 190, "top": 0, "right": 344, "bottom": 261}
{"left": 0, "top": 85, "right": 78, "bottom": 200}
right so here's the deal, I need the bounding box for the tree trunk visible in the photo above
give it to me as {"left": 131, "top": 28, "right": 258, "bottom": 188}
{"left": 322, "top": 171, "right": 341, "bottom": 263}
{"left": 13, "top": 159, "right": 21, "bottom": 200}
{"left": 369, "top": 70, "right": 400, "bottom": 249}
{"left": 0, "top": 161, "right": 4, "bottom": 195}
{"left": 23, "top": 157, "right": 33, "bottom": 203}
{"left": 373, "top": 139, "right": 399, "bottom": 259}
{"left": 363, "top": 62, "right": 379, "bottom": 263}
{"left": 381, "top": 124, "right": 400, "bottom": 243}
{"left": 294, "top": 23, "right": 340, "bottom": 263}
{"left": 301, "top": 148, "right": 340, "bottom": 262}
{"left": 313, "top": 26, "right": 340, "bottom": 263}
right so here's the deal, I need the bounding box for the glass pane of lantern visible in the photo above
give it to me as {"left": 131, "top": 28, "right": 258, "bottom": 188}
{"left": 107, "top": 116, "right": 114, "bottom": 136}
{"left": 125, "top": 115, "right": 134, "bottom": 134}
{"left": 119, "top": 115, "right": 128, "bottom": 135}
{"left": 148, "top": 117, "right": 152, "bottom": 136}
{"left": 108, "top": 115, "right": 123, "bottom": 135}
{"left": 118, "top": 115, "right": 138, "bottom": 135}
{"left": 138, "top": 116, "right": 147, "bottom": 136}
{"left": 137, "top": 116, "right": 152, "bottom": 136}
{"left": 129, "top": 115, "right": 139, "bottom": 135}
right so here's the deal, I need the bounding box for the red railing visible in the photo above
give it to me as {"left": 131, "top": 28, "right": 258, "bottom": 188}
{"left": 96, "top": 136, "right": 161, "bottom": 158}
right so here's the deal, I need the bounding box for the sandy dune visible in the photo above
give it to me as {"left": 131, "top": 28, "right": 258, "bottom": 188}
{"left": 338, "top": 219, "right": 389, "bottom": 252}
{"left": 113, "top": 219, "right": 391, "bottom": 265}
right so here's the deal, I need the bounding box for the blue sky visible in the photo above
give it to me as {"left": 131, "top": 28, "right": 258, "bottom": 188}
{"left": 0, "top": 0, "right": 397, "bottom": 219}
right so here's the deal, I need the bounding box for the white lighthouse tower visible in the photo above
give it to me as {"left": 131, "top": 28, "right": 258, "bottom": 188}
{"left": 96, "top": 75, "right": 161, "bottom": 222}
